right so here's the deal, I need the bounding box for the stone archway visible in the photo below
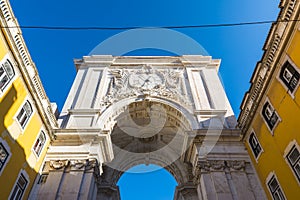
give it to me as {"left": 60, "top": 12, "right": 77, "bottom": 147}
{"left": 97, "top": 100, "right": 198, "bottom": 199}
{"left": 31, "top": 56, "right": 266, "bottom": 200}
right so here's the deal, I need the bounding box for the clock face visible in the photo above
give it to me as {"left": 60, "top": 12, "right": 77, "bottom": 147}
{"left": 129, "top": 73, "right": 162, "bottom": 89}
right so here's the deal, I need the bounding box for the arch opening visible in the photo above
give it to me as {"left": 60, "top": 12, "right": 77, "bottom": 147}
{"left": 98, "top": 100, "right": 195, "bottom": 199}
{"left": 117, "top": 164, "right": 178, "bottom": 200}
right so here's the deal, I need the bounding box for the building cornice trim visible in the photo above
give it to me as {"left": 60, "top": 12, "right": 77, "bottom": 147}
{"left": 238, "top": 0, "right": 300, "bottom": 137}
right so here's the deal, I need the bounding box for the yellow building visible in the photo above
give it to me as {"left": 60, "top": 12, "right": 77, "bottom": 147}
{"left": 0, "top": 0, "right": 57, "bottom": 199}
{"left": 238, "top": 0, "right": 300, "bottom": 199}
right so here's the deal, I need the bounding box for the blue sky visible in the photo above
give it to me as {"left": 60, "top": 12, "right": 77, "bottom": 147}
{"left": 118, "top": 164, "right": 177, "bottom": 199}
{"left": 10, "top": 0, "right": 279, "bottom": 199}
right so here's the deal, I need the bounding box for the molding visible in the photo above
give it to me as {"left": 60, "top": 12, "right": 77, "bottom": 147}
{"left": 47, "top": 128, "right": 113, "bottom": 163}
{"left": 194, "top": 109, "right": 227, "bottom": 117}
{"left": 74, "top": 55, "right": 220, "bottom": 69}
{"left": 191, "top": 128, "right": 241, "bottom": 141}
{"left": 68, "top": 108, "right": 101, "bottom": 115}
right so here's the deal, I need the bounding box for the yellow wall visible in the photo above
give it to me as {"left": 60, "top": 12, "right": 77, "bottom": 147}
{"left": 0, "top": 31, "right": 8, "bottom": 60}
{"left": 246, "top": 29, "right": 300, "bottom": 199}
{"left": 0, "top": 29, "right": 50, "bottom": 199}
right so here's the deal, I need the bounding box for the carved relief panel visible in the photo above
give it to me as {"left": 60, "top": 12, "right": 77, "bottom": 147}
{"left": 101, "top": 65, "right": 193, "bottom": 110}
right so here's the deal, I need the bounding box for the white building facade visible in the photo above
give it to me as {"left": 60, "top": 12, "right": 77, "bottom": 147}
{"left": 30, "top": 55, "right": 265, "bottom": 200}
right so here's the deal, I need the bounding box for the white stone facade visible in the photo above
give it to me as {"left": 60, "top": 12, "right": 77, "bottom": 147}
{"left": 31, "top": 55, "right": 265, "bottom": 200}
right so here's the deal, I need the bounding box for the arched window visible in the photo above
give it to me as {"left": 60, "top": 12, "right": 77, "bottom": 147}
{"left": 0, "top": 59, "right": 15, "bottom": 91}
{"left": 279, "top": 61, "right": 299, "bottom": 93}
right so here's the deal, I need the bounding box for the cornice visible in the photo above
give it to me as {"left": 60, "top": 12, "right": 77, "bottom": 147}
{"left": 237, "top": 0, "right": 300, "bottom": 137}
{"left": 74, "top": 55, "right": 221, "bottom": 71}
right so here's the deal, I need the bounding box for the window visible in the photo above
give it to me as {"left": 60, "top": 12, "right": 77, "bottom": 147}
{"left": 10, "top": 172, "right": 28, "bottom": 200}
{"left": 267, "top": 174, "right": 286, "bottom": 200}
{"left": 0, "top": 59, "right": 15, "bottom": 91}
{"left": 33, "top": 131, "right": 46, "bottom": 156}
{"left": 286, "top": 145, "right": 300, "bottom": 182}
{"left": 0, "top": 142, "right": 9, "bottom": 173}
{"left": 279, "top": 61, "right": 299, "bottom": 93}
{"left": 262, "top": 101, "right": 279, "bottom": 131}
{"left": 38, "top": 174, "right": 48, "bottom": 184}
{"left": 248, "top": 132, "right": 262, "bottom": 159}
{"left": 16, "top": 100, "right": 33, "bottom": 128}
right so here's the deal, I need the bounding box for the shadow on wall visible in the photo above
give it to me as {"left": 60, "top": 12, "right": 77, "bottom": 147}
{"left": 0, "top": 85, "right": 39, "bottom": 199}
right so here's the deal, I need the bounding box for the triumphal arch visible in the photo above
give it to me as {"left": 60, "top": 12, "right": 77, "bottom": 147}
{"left": 30, "top": 55, "right": 266, "bottom": 199}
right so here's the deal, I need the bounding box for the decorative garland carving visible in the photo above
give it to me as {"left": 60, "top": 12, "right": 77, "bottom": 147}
{"left": 70, "top": 160, "right": 86, "bottom": 170}
{"left": 227, "top": 160, "right": 245, "bottom": 171}
{"left": 48, "top": 159, "right": 99, "bottom": 173}
{"left": 199, "top": 161, "right": 211, "bottom": 172}
{"left": 210, "top": 160, "right": 225, "bottom": 170}
{"left": 194, "top": 160, "right": 246, "bottom": 174}
{"left": 193, "top": 160, "right": 247, "bottom": 184}
{"left": 50, "top": 160, "right": 69, "bottom": 170}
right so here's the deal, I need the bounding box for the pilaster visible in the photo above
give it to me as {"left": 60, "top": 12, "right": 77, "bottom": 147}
{"left": 193, "top": 160, "right": 260, "bottom": 200}
{"left": 31, "top": 159, "right": 99, "bottom": 200}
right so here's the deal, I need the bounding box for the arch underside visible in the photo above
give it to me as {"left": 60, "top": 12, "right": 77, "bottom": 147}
{"left": 98, "top": 100, "right": 196, "bottom": 199}
{"left": 96, "top": 96, "right": 199, "bottom": 132}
